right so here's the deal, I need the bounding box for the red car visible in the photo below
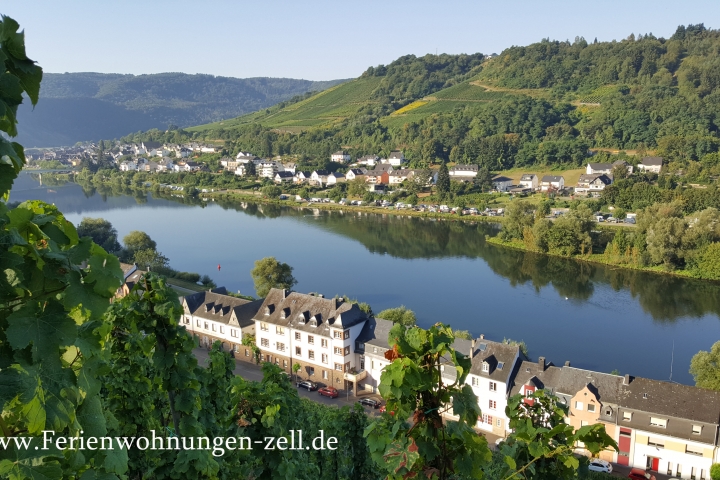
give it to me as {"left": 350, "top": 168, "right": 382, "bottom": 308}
{"left": 318, "top": 386, "right": 339, "bottom": 398}
{"left": 628, "top": 468, "right": 656, "bottom": 480}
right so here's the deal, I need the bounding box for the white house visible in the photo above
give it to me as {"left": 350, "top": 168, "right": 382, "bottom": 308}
{"left": 449, "top": 164, "right": 478, "bottom": 180}
{"left": 274, "top": 171, "right": 294, "bottom": 183}
{"left": 182, "top": 288, "right": 264, "bottom": 353}
{"left": 357, "top": 155, "right": 379, "bottom": 167}
{"left": 259, "top": 162, "right": 278, "bottom": 179}
{"left": 388, "top": 169, "right": 414, "bottom": 185}
{"left": 540, "top": 175, "right": 565, "bottom": 192}
{"left": 310, "top": 170, "right": 330, "bottom": 186}
{"left": 586, "top": 162, "right": 613, "bottom": 175}
{"left": 327, "top": 172, "right": 346, "bottom": 185}
{"left": 294, "top": 171, "right": 312, "bottom": 184}
{"left": 346, "top": 168, "right": 367, "bottom": 181}
{"left": 638, "top": 157, "right": 663, "bottom": 174}
{"left": 518, "top": 174, "right": 538, "bottom": 190}
{"left": 492, "top": 175, "right": 514, "bottom": 192}
{"left": 331, "top": 151, "right": 351, "bottom": 163}
{"left": 252, "top": 289, "right": 370, "bottom": 395}
{"left": 387, "top": 150, "right": 405, "bottom": 167}
{"left": 119, "top": 161, "right": 137, "bottom": 172}
{"left": 575, "top": 174, "right": 612, "bottom": 195}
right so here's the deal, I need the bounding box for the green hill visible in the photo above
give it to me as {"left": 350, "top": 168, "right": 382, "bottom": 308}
{"left": 134, "top": 25, "right": 720, "bottom": 171}
{"left": 16, "top": 72, "right": 348, "bottom": 147}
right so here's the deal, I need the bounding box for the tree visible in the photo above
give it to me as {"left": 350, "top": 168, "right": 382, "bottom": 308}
{"left": 262, "top": 185, "right": 282, "bottom": 197}
{"left": 711, "top": 463, "right": 720, "bottom": 480}
{"left": 377, "top": 305, "right": 417, "bottom": 326}
{"left": 251, "top": 256, "right": 298, "bottom": 297}
{"left": 348, "top": 177, "right": 368, "bottom": 197}
{"left": 690, "top": 341, "right": 720, "bottom": 391}
{"left": 77, "top": 217, "right": 121, "bottom": 252}
{"left": 500, "top": 200, "right": 535, "bottom": 241}
{"left": 123, "top": 230, "right": 157, "bottom": 255}
{"left": 436, "top": 162, "right": 450, "bottom": 200}
{"left": 133, "top": 248, "right": 170, "bottom": 270}
{"left": 245, "top": 160, "right": 256, "bottom": 177}
{"left": 293, "top": 362, "right": 301, "bottom": 381}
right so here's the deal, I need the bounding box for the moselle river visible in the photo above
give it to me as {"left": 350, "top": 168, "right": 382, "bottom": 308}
{"left": 11, "top": 173, "right": 720, "bottom": 385}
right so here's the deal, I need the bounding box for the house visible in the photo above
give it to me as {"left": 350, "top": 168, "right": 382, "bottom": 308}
{"left": 586, "top": 162, "right": 613, "bottom": 175}
{"left": 282, "top": 162, "right": 297, "bottom": 174}
{"left": 119, "top": 161, "right": 137, "bottom": 172}
{"left": 326, "top": 172, "right": 346, "bottom": 185}
{"left": 200, "top": 145, "right": 218, "bottom": 153}
{"left": 387, "top": 150, "right": 405, "bottom": 167}
{"left": 613, "top": 160, "right": 633, "bottom": 174}
{"left": 540, "top": 175, "right": 565, "bottom": 192}
{"left": 115, "top": 263, "right": 146, "bottom": 299}
{"left": 294, "top": 171, "right": 312, "bottom": 184}
{"left": 449, "top": 164, "right": 478, "bottom": 181}
{"left": 638, "top": 157, "right": 663, "bottom": 174}
{"left": 388, "top": 169, "right": 414, "bottom": 185}
{"left": 365, "top": 165, "right": 392, "bottom": 185}
{"left": 259, "top": 162, "right": 278, "bottom": 178}
{"left": 518, "top": 174, "right": 539, "bottom": 190}
{"left": 510, "top": 362, "right": 720, "bottom": 479}
{"left": 184, "top": 161, "right": 201, "bottom": 172}
{"left": 357, "top": 155, "right": 379, "bottom": 167}
{"left": 310, "top": 170, "right": 330, "bottom": 186}
{"left": 346, "top": 168, "right": 367, "bottom": 181}
{"left": 331, "top": 151, "right": 351, "bottom": 163}
{"left": 141, "top": 141, "right": 161, "bottom": 154}
{"left": 252, "top": 289, "right": 370, "bottom": 394}
{"left": 492, "top": 176, "right": 514, "bottom": 192}
{"left": 575, "top": 174, "right": 612, "bottom": 195}
{"left": 274, "top": 171, "right": 294, "bottom": 183}
{"left": 182, "top": 287, "right": 264, "bottom": 353}
{"left": 358, "top": 317, "right": 396, "bottom": 394}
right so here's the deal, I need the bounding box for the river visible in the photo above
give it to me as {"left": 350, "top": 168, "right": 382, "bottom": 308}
{"left": 11, "top": 173, "right": 720, "bottom": 385}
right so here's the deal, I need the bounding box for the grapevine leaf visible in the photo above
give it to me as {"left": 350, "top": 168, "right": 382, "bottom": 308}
{"left": 6, "top": 300, "right": 77, "bottom": 360}
{"left": 85, "top": 245, "right": 122, "bottom": 296}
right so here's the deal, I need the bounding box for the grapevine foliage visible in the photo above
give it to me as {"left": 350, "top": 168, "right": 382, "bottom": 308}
{"left": 0, "top": 15, "right": 126, "bottom": 479}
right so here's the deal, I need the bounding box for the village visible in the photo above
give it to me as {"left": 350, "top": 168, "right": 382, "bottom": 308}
{"left": 115, "top": 262, "right": 720, "bottom": 480}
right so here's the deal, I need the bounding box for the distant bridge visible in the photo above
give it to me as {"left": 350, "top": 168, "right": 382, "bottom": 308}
{"left": 22, "top": 168, "right": 78, "bottom": 186}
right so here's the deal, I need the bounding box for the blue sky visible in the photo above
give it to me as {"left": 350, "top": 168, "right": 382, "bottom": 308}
{"left": 4, "top": 1, "right": 719, "bottom": 81}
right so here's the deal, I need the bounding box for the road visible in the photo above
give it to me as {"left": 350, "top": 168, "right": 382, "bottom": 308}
{"left": 193, "top": 348, "right": 384, "bottom": 414}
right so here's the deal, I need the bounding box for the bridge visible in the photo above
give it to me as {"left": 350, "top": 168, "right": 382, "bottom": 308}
{"left": 22, "top": 168, "right": 78, "bottom": 185}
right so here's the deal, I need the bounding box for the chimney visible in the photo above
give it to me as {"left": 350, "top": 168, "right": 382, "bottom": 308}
{"left": 470, "top": 339, "right": 476, "bottom": 359}
{"left": 281, "top": 289, "right": 287, "bottom": 299}
{"left": 623, "top": 374, "right": 630, "bottom": 386}
{"left": 479, "top": 334, "right": 485, "bottom": 340}
{"left": 564, "top": 361, "right": 571, "bottom": 367}
{"left": 538, "top": 356, "right": 545, "bottom": 371}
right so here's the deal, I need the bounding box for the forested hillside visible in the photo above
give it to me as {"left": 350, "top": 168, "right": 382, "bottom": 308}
{"left": 15, "top": 72, "right": 347, "bottom": 147}
{"left": 166, "top": 24, "right": 720, "bottom": 172}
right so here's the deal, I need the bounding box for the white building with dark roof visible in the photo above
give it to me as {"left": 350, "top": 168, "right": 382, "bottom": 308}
{"left": 331, "top": 150, "right": 351, "bottom": 163}
{"left": 638, "top": 157, "right": 663, "bottom": 174}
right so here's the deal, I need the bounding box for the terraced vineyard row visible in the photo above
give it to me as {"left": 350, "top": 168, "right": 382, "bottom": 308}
{"left": 433, "top": 82, "right": 508, "bottom": 101}
{"left": 576, "top": 85, "right": 620, "bottom": 104}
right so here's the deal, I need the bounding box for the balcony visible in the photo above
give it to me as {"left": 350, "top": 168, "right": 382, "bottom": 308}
{"left": 343, "top": 369, "right": 367, "bottom": 382}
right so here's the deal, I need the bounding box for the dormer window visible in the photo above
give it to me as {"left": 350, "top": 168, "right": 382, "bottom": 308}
{"left": 265, "top": 305, "right": 275, "bottom": 316}
{"left": 309, "top": 318, "right": 317, "bottom": 327}
{"left": 482, "top": 362, "right": 489, "bottom": 372}
{"left": 281, "top": 307, "right": 290, "bottom": 319}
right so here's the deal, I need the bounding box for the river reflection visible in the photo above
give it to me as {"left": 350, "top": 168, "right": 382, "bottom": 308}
{"left": 11, "top": 174, "right": 720, "bottom": 384}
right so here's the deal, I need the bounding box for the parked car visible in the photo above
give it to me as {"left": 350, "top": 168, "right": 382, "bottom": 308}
{"left": 628, "top": 468, "right": 656, "bottom": 480}
{"left": 317, "top": 386, "right": 338, "bottom": 398}
{"left": 296, "top": 380, "right": 318, "bottom": 391}
{"left": 625, "top": 217, "right": 636, "bottom": 224}
{"left": 358, "top": 398, "right": 382, "bottom": 409}
{"left": 588, "top": 459, "right": 612, "bottom": 473}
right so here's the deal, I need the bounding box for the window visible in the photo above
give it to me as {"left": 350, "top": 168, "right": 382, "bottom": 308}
{"left": 276, "top": 326, "right": 285, "bottom": 335}
{"left": 360, "top": 359, "right": 364, "bottom": 370}
{"left": 308, "top": 335, "right": 314, "bottom": 345}
{"left": 261, "top": 338, "right": 269, "bottom": 347}
{"left": 308, "top": 350, "right": 315, "bottom": 360}
{"left": 373, "top": 347, "right": 377, "bottom": 353}
{"left": 489, "top": 382, "right": 497, "bottom": 392}
{"left": 587, "top": 403, "right": 595, "bottom": 413}
{"left": 283, "top": 360, "right": 287, "bottom": 367}
{"left": 649, "top": 417, "right": 667, "bottom": 428}
{"left": 647, "top": 438, "right": 664, "bottom": 448}
{"left": 244, "top": 349, "right": 249, "bottom": 357}
{"left": 471, "top": 377, "right": 479, "bottom": 387}
{"left": 489, "top": 400, "right": 497, "bottom": 410}
{"left": 308, "top": 367, "right": 315, "bottom": 376}
{"left": 184, "top": 317, "right": 189, "bottom": 324}
{"left": 481, "top": 414, "right": 493, "bottom": 425}
{"left": 260, "top": 322, "right": 269, "bottom": 332}
{"left": 295, "top": 332, "right": 301, "bottom": 341}
{"left": 196, "top": 319, "right": 200, "bottom": 327}
{"left": 334, "top": 347, "right": 342, "bottom": 355}
{"left": 231, "top": 329, "right": 238, "bottom": 338}
{"left": 322, "top": 370, "right": 328, "bottom": 379}
{"left": 344, "top": 346, "right": 350, "bottom": 356}
{"left": 333, "top": 331, "right": 343, "bottom": 339}
{"left": 686, "top": 445, "right": 703, "bottom": 456}
{"left": 321, "top": 339, "right": 328, "bottom": 348}
{"left": 204, "top": 322, "right": 209, "bottom": 330}
{"left": 334, "top": 363, "right": 344, "bottom": 372}
{"left": 219, "top": 326, "right": 224, "bottom": 334}
{"left": 496, "top": 418, "right": 501, "bottom": 427}
{"left": 295, "top": 346, "right": 301, "bottom": 356}
{"left": 344, "top": 330, "right": 350, "bottom": 339}
{"left": 623, "top": 411, "right": 632, "bottom": 421}
{"left": 277, "top": 342, "right": 285, "bottom": 352}
{"left": 580, "top": 421, "right": 589, "bottom": 427}
{"left": 575, "top": 401, "right": 584, "bottom": 411}
{"left": 322, "top": 354, "right": 328, "bottom": 364}
{"left": 211, "top": 324, "right": 216, "bottom": 332}
{"left": 482, "top": 362, "right": 489, "bottom": 372}
{"left": 692, "top": 425, "right": 702, "bottom": 435}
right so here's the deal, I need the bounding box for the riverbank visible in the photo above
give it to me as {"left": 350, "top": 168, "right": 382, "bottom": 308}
{"left": 485, "top": 236, "right": 711, "bottom": 281}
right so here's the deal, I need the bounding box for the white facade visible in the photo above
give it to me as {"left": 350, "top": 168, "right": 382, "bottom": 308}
{"left": 259, "top": 162, "right": 277, "bottom": 178}
{"left": 518, "top": 174, "right": 538, "bottom": 190}
{"left": 331, "top": 152, "right": 351, "bottom": 163}
{"left": 630, "top": 430, "right": 714, "bottom": 480}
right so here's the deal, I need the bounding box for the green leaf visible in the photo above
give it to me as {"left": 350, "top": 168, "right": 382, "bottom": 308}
{"left": 85, "top": 245, "right": 122, "bottom": 297}
{"left": 504, "top": 455, "right": 517, "bottom": 470}
{"left": 6, "top": 300, "right": 77, "bottom": 360}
